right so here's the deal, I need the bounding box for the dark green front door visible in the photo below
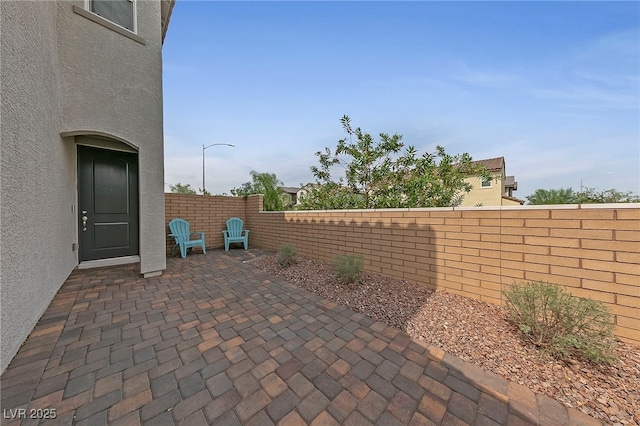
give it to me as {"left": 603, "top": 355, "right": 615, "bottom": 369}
{"left": 78, "top": 145, "right": 139, "bottom": 261}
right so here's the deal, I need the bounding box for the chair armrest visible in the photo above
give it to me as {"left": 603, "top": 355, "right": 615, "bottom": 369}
{"left": 191, "top": 232, "right": 205, "bottom": 239}
{"left": 244, "top": 230, "right": 250, "bottom": 236}
{"left": 222, "top": 230, "right": 229, "bottom": 236}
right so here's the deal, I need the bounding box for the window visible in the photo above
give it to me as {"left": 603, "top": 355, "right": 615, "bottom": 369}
{"left": 90, "top": 0, "right": 134, "bottom": 31}
{"left": 481, "top": 178, "right": 492, "bottom": 187}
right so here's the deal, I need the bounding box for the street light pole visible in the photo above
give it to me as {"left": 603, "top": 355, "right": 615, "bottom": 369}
{"left": 580, "top": 172, "right": 614, "bottom": 192}
{"left": 202, "top": 143, "right": 235, "bottom": 194}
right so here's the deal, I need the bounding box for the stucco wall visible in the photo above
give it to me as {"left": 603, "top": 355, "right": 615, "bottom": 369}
{"left": 1, "top": 0, "right": 168, "bottom": 373}
{"left": 500, "top": 197, "right": 523, "bottom": 207}
{"left": 460, "top": 174, "right": 504, "bottom": 207}
{"left": 56, "top": 1, "right": 166, "bottom": 276}
{"left": 0, "top": 1, "right": 77, "bottom": 373}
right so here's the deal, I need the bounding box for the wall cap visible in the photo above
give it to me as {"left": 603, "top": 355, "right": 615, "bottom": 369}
{"left": 267, "top": 204, "right": 640, "bottom": 214}
{"left": 580, "top": 203, "right": 639, "bottom": 209}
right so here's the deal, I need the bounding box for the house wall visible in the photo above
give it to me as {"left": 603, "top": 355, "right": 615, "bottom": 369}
{"left": 501, "top": 197, "right": 524, "bottom": 207}
{"left": 163, "top": 194, "right": 640, "bottom": 343}
{"left": 460, "top": 173, "right": 504, "bottom": 207}
{"left": 0, "top": 0, "right": 168, "bottom": 373}
{"left": 0, "top": 1, "right": 77, "bottom": 373}
{"left": 56, "top": 0, "right": 167, "bottom": 276}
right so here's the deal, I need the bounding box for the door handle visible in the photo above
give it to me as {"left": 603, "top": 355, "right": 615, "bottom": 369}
{"left": 82, "top": 211, "right": 88, "bottom": 231}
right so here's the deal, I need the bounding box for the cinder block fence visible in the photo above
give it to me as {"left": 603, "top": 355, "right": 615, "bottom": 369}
{"left": 165, "top": 193, "right": 640, "bottom": 344}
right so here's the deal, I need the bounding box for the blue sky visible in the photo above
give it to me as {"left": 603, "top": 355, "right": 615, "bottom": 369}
{"left": 162, "top": 1, "right": 639, "bottom": 200}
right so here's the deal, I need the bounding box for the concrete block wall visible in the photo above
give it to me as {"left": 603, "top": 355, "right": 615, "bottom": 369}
{"left": 245, "top": 202, "right": 639, "bottom": 344}
{"left": 166, "top": 194, "right": 640, "bottom": 344}
{"left": 165, "top": 194, "right": 246, "bottom": 254}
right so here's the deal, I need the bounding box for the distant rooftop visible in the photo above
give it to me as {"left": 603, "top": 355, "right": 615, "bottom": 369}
{"left": 280, "top": 186, "right": 301, "bottom": 194}
{"left": 470, "top": 156, "right": 505, "bottom": 171}
{"left": 502, "top": 195, "right": 525, "bottom": 205}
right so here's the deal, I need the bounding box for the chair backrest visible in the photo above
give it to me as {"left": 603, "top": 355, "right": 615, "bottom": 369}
{"left": 225, "top": 217, "right": 244, "bottom": 237}
{"left": 168, "top": 218, "right": 190, "bottom": 240}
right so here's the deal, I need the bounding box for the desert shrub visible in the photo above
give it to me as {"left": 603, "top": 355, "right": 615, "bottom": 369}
{"left": 503, "top": 281, "right": 617, "bottom": 363}
{"left": 277, "top": 244, "right": 297, "bottom": 267}
{"left": 334, "top": 254, "right": 363, "bottom": 285}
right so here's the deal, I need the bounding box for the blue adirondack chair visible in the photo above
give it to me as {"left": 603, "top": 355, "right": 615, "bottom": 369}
{"left": 222, "top": 217, "right": 249, "bottom": 251}
{"left": 168, "top": 218, "right": 206, "bottom": 258}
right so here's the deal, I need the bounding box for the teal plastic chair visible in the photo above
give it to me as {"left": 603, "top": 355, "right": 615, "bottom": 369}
{"left": 222, "top": 217, "right": 249, "bottom": 251}
{"left": 168, "top": 218, "right": 206, "bottom": 258}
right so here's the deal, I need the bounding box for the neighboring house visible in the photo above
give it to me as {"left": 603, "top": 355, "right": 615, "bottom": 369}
{"left": 296, "top": 185, "right": 312, "bottom": 205}
{"left": 0, "top": 0, "right": 175, "bottom": 373}
{"left": 460, "top": 157, "right": 525, "bottom": 207}
{"left": 280, "top": 185, "right": 312, "bottom": 208}
{"left": 280, "top": 186, "right": 301, "bottom": 207}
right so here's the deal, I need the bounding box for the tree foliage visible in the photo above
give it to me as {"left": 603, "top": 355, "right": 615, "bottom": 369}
{"left": 576, "top": 188, "right": 639, "bottom": 204}
{"left": 526, "top": 187, "right": 639, "bottom": 205}
{"left": 299, "top": 115, "right": 488, "bottom": 210}
{"left": 169, "top": 183, "right": 197, "bottom": 195}
{"left": 231, "top": 171, "right": 285, "bottom": 211}
{"left": 525, "top": 188, "right": 576, "bottom": 205}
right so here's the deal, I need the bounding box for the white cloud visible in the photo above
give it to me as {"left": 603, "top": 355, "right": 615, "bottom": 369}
{"left": 572, "top": 70, "right": 638, "bottom": 88}
{"left": 528, "top": 85, "right": 638, "bottom": 110}
{"left": 581, "top": 28, "right": 640, "bottom": 61}
{"left": 452, "top": 69, "right": 521, "bottom": 88}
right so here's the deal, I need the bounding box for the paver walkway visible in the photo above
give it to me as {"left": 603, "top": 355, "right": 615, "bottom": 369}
{"left": 1, "top": 250, "right": 601, "bottom": 425}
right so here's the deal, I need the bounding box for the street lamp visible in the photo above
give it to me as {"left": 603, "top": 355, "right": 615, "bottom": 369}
{"left": 580, "top": 172, "right": 614, "bottom": 192}
{"left": 202, "top": 143, "right": 235, "bottom": 194}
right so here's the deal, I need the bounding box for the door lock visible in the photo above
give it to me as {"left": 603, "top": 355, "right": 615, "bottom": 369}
{"left": 82, "top": 211, "right": 88, "bottom": 231}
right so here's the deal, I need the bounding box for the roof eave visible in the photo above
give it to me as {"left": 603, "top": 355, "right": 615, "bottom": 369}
{"left": 161, "top": 0, "right": 176, "bottom": 44}
{"left": 502, "top": 195, "right": 525, "bottom": 205}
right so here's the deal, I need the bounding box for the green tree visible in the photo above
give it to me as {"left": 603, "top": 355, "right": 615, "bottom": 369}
{"left": 299, "top": 182, "right": 364, "bottom": 210}
{"left": 169, "top": 183, "right": 197, "bottom": 195}
{"left": 576, "top": 188, "right": 639, "bottom": 203}
{"left": 231, "top": 171, "right": 285, "bottom": 211}
{"left": 526, "top": 187, "right": 639, "bottom": 205}
{"left": 526, "top": 188, "right": 577, "bottom": 205}
{"left": 299, "top": 115, "right": 488, "bottom": 210}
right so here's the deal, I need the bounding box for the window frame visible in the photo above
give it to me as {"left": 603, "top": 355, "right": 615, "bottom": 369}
{"left": 74, "top": 1, "right": 144, "bottom": 45}
{"left": 85, "top": 0, "right": 137, "bottom": 34}
{"left": 480, "top": 178, "right": 493, "bottom": 188}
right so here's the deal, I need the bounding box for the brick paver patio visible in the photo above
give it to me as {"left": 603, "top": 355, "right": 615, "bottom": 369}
{"left": 1, "top": 250, "right": 601, "bottom": 425}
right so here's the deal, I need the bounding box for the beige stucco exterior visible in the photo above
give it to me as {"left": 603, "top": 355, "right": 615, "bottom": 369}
{"left": 0, "top": 0, "right": 172, "bottom": 372}
{"left": 460, "top": 175, "right": 524, "bottom": 207}
{"left": 460, "top": 174, "right": 505, "bottom": 207}
{"left": 459, "top": 158, "right": 524, "bottom": 207}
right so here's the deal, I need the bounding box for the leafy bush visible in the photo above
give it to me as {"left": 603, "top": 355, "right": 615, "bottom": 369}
{"left": 277, "top": 244, "right": 297, "bottom": 267}
{"left": 334, "top": 254, "right": 363, "bottom": 285}
{"left": 503, "top": 281, "right": 617, "bottom": 363}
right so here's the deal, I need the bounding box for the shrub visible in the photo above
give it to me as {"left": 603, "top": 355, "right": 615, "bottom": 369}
{"left": 503, "top": 281, "right": 617, "bottom": 363}
{"left": 277, "top": 244, "right": 297, "bottom": 267}
{"left": 334, "top": 254, "right": 363, "bottom": 285}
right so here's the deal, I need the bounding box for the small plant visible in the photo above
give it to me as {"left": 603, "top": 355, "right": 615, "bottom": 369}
{"left": 334, "top": 254, "right": 363, "bottom": 285}
{"left": 503, "top": 281, "right": 617, "bottom": 363}
{"left": 277, "top": 244, "right": 297, "bottom": 267}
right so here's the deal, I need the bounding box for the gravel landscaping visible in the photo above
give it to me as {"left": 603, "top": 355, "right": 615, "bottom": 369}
{"left": 247, "top": 254, "right": 640, "bottom": 425}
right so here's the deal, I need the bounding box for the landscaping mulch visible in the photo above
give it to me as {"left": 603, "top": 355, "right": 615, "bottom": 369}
{"left": 247, "top": 254, "right": 640, "bottom": 425}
